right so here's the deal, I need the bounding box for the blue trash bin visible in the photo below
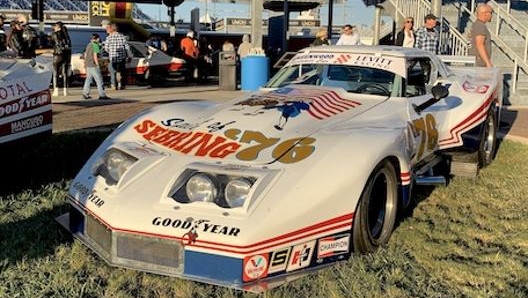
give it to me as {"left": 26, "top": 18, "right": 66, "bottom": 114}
{"left": 241, "top": 56, "right": 269, "bottom": 91}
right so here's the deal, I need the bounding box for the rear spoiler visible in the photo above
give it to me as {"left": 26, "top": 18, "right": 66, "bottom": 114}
{"left": 437, "top": 55, "right": 475, "bottom": 66}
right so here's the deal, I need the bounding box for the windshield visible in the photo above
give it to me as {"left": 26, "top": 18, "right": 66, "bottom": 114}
{"left": 266, "top": 64, "right": 400, "bottom": 97}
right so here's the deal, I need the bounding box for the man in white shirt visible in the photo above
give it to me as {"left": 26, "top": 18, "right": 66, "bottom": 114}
{"left": 336, "top": 24, "right": 361, "bottom": 45}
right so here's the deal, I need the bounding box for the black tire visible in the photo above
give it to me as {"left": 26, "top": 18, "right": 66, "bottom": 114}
{"left": 352, "top": 160, "right": 399, "bottom": 253}
{"left": 478, "top": 108, "right": 498, "bottom": 168}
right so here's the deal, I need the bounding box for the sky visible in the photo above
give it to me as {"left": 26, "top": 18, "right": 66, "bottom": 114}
{"left": 137, "top": 0, "right": 376, "bottom": 27}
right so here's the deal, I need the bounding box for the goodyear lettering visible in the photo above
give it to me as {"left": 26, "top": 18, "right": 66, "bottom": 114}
{"left": 73, "top": 182, "right": 90, "bottom": 196}
{"left": 11, "top": 115, "right": 43, "bottom": 133}
{"left": 0, "top": 92, "right": 50, "bottom": 117}
{"left": 87, "top": 192, "right": 105, "bottom": 207}
{"left": 152, "top": 217, "right": 240, "bottom": 237}
{"left": 0, "top": 82, "right": 33, "bottom": 100}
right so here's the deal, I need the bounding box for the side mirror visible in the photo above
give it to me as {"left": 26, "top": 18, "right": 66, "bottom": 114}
{"left": 431, "top": 84, "right": 449, "bottom": 100}
{"left": 413, "top": 83, "right": 449, "bottom": 114}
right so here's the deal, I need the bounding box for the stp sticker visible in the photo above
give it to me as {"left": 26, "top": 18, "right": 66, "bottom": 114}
{"left": 286, "top": 240, "right": 316, "bottom": 272}
{"left": 242, "top": 254, "right": 269, "bottom": 282}
{"left": 317, "top": 234, "right": 350, "bottom": 258}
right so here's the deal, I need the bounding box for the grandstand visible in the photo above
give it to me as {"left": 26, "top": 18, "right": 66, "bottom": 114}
{"left": 0, "top": 0, "right": 152, "bottom": 21}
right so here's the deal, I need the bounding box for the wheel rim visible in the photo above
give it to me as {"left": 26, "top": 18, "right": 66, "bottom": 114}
{"left": 366, "top": 169, "right": 396, "bottom": 241}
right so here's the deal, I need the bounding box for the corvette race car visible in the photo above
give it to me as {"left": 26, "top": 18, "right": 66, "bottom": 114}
{"left": 58, "top": 45, "right": 502, "bottom": 291}
{"left": 0, "top": 54, "right": 53, "bottom": 144}
{"left": 70, "top": 41, "right": 185, "bottom": 86}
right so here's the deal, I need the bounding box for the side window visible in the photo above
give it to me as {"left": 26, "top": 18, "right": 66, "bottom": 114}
{"left": 406, "top": 59, "right": 431, "bottom": 97}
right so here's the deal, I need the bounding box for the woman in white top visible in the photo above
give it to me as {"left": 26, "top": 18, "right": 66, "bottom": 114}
{"left": 395, "top": 17, "right": 415, "bottom": 48}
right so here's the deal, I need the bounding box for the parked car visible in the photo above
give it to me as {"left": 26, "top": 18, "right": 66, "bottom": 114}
{"left": 0, "top": 54, "right": 53, "bottom": 144}
{"left": 70, "top": 41, "right": 186, "bottom": 86}
{"left": 58, "top": 45, "right": 502, "bottom": 292}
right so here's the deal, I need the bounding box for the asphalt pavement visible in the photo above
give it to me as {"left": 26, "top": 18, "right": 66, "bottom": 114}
{"left": 52, "top": 83, "right": 528, "bottom": 145}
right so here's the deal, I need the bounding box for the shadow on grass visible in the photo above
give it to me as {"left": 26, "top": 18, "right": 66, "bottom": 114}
{"left": 0, "top": 131, "right": 110, "bottom": 196}
{"left": 0, "top": 204, "right": 73, "bottom": 268}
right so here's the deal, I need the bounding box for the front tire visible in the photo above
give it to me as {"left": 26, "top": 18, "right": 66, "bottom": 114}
{"left": 478, "top": 108, "right": 498, "bottom": 168}
{"left": 352, "top": 160, "right": 399, "bottom": 253}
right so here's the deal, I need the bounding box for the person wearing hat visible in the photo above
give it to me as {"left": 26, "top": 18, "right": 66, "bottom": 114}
{"left": 0, "top": 15, "right": 6, "bottom": 52}
{"left": 180, "top": 30, "right": 199, "bottom": 83}
{"left": 415, "top": 14, "right": 440, "bottom": 54}
{"left": 82, "top": 33, "right": 110, "bottom": 100}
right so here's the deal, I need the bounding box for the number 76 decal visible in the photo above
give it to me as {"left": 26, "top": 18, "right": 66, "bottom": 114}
{"left": 411, "top": 114, "right": 439, "bottom": 160}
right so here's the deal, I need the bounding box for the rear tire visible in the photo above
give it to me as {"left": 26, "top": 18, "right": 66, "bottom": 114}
{"left": 352, "top": 160, "right": 399, "bottom": 253}
{"left": 478, "top": 108, "right": 497, "bottom": 168}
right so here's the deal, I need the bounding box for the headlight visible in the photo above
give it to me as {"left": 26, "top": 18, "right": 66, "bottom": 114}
{"left": 94, "top": 149, "right": 138, "bottom": 185}
{"left": 185, "top": 173, "right": 218, "bottom": 203}
{"left": 225, "top": 178, "right": 252, "bottom": 208}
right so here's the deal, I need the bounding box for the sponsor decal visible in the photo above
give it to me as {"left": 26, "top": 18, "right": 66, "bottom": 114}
{"left": 0, "top": 90, "right": 50, "bottom": 119}
{"left": 243, "top": 254, "right": 269, "bottom": 282}
{"left": 87, "top": 192, "right": 105, "bottom": 208}
{"left": 290, "top": 53, "right": 336, "bottom": 64}
{"left": 286, "top": 240, "right": 316, "bottom": 272}
{"left": 411, "top": 113, "right": 438, "bottom": 161}
{"left": 152, "top": 217, "right": 241, "bottom": 237}
{"left": 267, "top": 247, "right": 291, "bottom": 274}
{"left": 237, "top": 87, "right": 361, "bottom": 122}
{"left": 462, "top": 81, "right": 489, "bottom": 93}
{"left": 352, "top": 55, "right": 393, "bottom": 70}
{"left": 160, "top": 118, "right": 236, "bottom": 133}
{"left": 71, "top": 182, "right": 105, "bottom": 208}
{"left": 0, "top": 81, "right": 34, "bottom": 101}
{"left": 134, "top": 119, "right": 316, "bottom": 163}
{"left": 317, "top": 234, "right": 350, "bottom": 258}
{"left": 0, "top": 110, "right": 52, "bottom": 139}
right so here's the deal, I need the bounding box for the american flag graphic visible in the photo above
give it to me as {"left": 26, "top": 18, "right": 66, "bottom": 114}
{"left": 269, "top": 87, "right": 362, "bottom": 120}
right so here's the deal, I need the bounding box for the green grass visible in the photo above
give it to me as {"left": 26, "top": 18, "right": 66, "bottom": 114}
{"left": 1, "top": 135, "right": 527, "bottom": 298}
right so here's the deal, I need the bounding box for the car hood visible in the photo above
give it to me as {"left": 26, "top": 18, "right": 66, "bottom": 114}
{"left": 130, "top": 85, "right": 386, "bottom": 165}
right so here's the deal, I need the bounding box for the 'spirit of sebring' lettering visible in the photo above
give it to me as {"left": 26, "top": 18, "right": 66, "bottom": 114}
{"left": 152, "top": 217, "right": 241, "bottom": 237}
{"left": 134, "top": 119, "right": 240, "bottom": 158}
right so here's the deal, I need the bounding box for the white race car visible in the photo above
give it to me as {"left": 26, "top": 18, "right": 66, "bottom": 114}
{"left": 70, "top": 41, "right": 185, "bottom": 86}
{"left": 58, "top": 46, "right": 502, "bottom": 291}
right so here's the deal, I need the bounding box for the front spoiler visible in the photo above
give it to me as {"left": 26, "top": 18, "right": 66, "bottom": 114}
{"left": 55, "top": 212, "right": 326, "bottom": 293}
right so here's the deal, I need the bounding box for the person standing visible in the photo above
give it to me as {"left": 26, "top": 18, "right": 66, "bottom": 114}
{"left": 82, "top": 33, "right": 110, "bottom": 100}
{"left": 471, "top": 4, "right": 493, "bottom": 67}
{"left": 311, "top": 28, "right": 330, "bottom": 46}
{"left": 237, "top": 34, "right": 252, "bottom": 59}
{"left": 415, "top": 14, "right": 440, "bottom": 54}
{"left": 180, "top": 31, "right": 199, "bottom": 83}
{"left": 395, "top": 17, "right": 415, "bottom": 48}
{"left": 0, "top": 15, "right": 7, "bottom": 52}
{"left": 104, "top": 22, "right": 132, "bottom": 90}
{"left": 6, "top": 20, "right": 26, "bottom": 58}
{"left": 51, "top": 22, "right": 71, "bottom": 96}
{"left": 336, "top": 24, "right": 361, "bottom": 45}
{"left": 17, "top": 15, "right": 38, "bottom": 59}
